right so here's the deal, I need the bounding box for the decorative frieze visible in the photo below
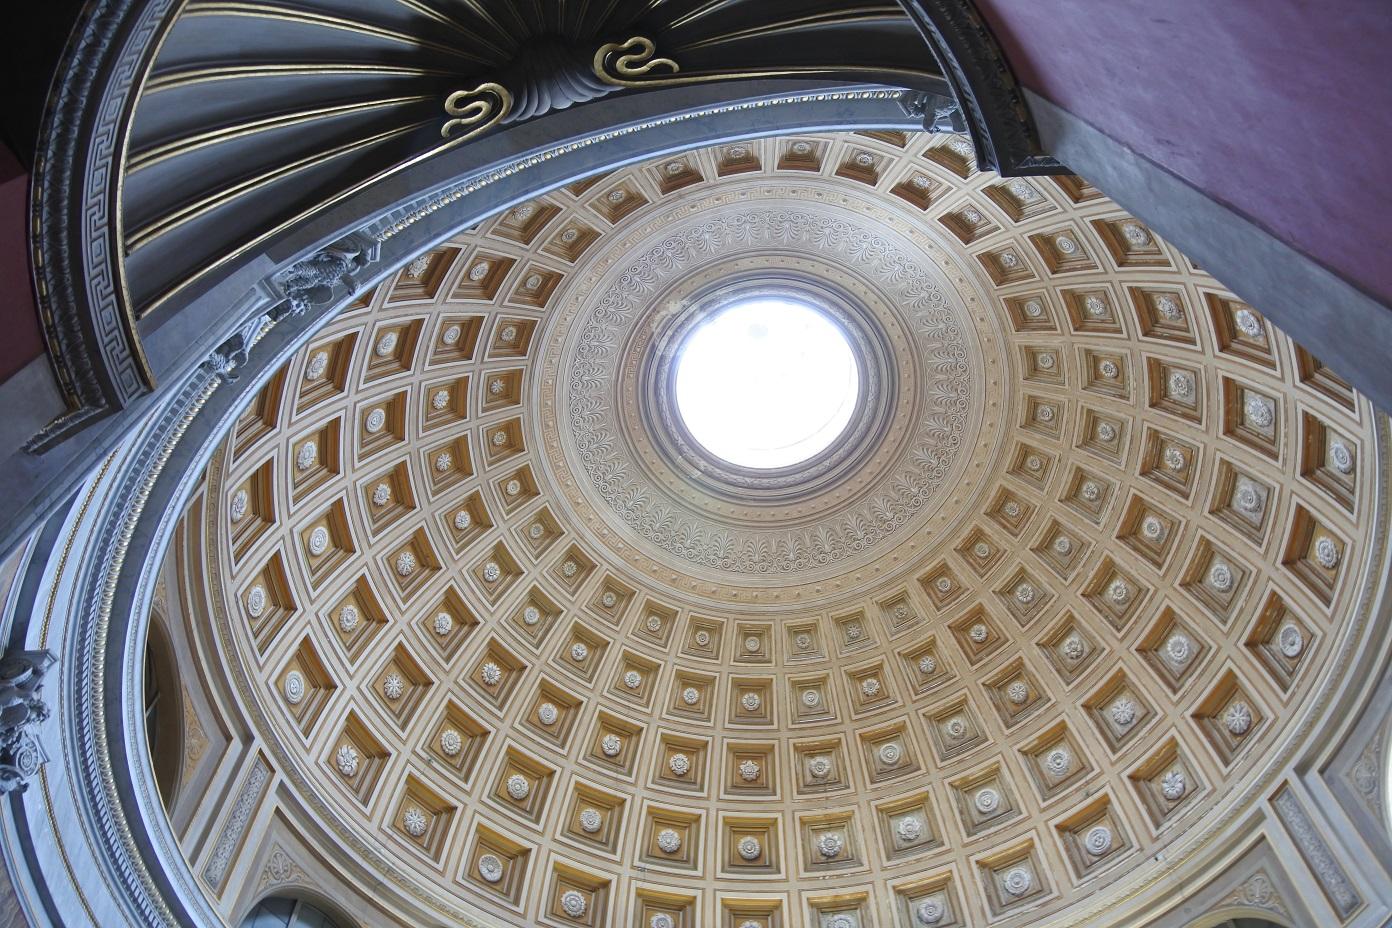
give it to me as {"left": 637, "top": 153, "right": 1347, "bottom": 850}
{"left": 1272, "top": 788, "right": 1361, "bottom": 919}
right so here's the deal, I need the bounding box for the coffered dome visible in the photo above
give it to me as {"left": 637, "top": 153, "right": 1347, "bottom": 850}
{"left": 158, "top": 131, "right": 1388, "bottom": 927}
{"left": 536, "top": 160, "right": 1001, "bottom": 595}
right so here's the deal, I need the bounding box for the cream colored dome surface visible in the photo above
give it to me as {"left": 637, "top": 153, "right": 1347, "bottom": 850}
{"left": 538, "top": 165, "right": 1001, "bottom": 597}
{"left": 176, "top": 132, "right": 1387, "bottom": 926}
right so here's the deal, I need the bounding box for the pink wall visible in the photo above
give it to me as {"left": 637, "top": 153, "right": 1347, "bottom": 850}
{"left": 0, "top": 143, "right": 42, "bottom": 383}
{"left": 978, "top": 0, "right": 1392, "bottom": 306}
{"left": 3, "top": 5, "right": 1387, "bottom": 388}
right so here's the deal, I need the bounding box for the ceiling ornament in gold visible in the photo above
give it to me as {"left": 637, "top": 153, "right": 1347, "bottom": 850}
{"left": 440, "top": 82, "right": 514, "bottom": 140}
{"left": 592, "top": 36, "right": 681, "bottom": 85}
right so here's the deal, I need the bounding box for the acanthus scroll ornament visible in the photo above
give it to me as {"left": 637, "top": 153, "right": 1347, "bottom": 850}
{"left": 1348, "top": 726, "right": 1385, "bottom": 819}
{"left": 1215, "top": 870, "right": 1289, "bottom": 920}
{"left": 257, "top": 847, "right": 309, "bottom": 892}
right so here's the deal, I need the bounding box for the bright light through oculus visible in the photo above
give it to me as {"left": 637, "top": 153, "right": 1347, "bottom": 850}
{"left": 674, "top": 298, "right": 859, "bottom": 469}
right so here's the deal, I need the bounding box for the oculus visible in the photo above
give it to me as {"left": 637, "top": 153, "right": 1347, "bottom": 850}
{"left": 673, "top": 296, "right": 859, "bottom": 469}
{"left": 556, "top": 197, "right": 977, "bottom": 581}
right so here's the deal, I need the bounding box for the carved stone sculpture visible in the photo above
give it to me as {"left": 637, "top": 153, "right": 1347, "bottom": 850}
{"left": 0, "top": 651, "right": 57, "bottom": 794}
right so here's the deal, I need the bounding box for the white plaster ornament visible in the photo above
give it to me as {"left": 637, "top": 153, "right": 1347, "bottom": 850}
{"left": 1002, "top": 867, "right": 1032, "bottom": 897}
{"left": 816, "top": 832, "right": 844, "bottom": 858}
{"left": 402, "top": 807, "right": 427, "bottom": 837}
{"left": 559, "top": 890, "right": 586, "bottom": 918}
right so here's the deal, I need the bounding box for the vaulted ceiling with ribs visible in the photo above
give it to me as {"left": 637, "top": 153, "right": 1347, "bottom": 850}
{"left": 122, "top": 0, "right": 943, "bottom": 314}
{"left": 163, "top": 130, "right": 1387, "bottom": 927}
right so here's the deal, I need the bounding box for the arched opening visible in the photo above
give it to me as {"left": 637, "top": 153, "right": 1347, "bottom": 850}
{"left": 240, "top": 897, "right": 350, "bottom": 928}
{"left": 1186, "top": 915, "right": 1291, "bottom": 928}
{"left": 142, "top": 615, "right": 184, "bottom": 809}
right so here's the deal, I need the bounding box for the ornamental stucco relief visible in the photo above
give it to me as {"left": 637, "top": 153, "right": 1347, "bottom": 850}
{"left": 543, "top": 189, "right": 996, "bottom": 584}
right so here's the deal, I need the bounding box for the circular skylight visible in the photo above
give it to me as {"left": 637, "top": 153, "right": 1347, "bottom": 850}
{"left": 674, "top": 297, "right": 859, "bottom": 469}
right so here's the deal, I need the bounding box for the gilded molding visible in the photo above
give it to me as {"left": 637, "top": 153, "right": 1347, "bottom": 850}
{"left": 30, "top": 0, "right": 1051, "bottom": 457}
{"left": 373, "top": 90, "right": 918, "bottom": 243}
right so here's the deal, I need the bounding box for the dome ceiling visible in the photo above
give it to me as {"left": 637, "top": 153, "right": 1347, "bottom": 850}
{"left": 169, "top": 131, "right": 1387, "bottom": 927}
{"left": 537, "top": 161, "right": 1001, "bottom": 594}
